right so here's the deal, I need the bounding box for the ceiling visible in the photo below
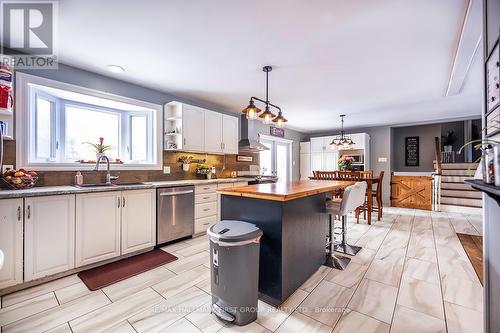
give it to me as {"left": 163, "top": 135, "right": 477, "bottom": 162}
{"left": 56, "top": 0, "right": 481, "bottom": 133}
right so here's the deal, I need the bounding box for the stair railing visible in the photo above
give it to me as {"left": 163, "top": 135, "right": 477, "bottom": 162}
{"left": 432, "top": 137, "right": 442, "bottom": 211}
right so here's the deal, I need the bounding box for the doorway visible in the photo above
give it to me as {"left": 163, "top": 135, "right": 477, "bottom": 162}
{"left": 259, "top": 134, "right": 292, "bottom": 183}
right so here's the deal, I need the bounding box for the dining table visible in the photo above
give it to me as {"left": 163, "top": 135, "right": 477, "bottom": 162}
{"left": 310, "top": 172, "right": 382, "bottom": 225}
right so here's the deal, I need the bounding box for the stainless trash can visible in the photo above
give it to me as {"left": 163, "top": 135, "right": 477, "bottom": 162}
{"left": 207, "top": 220, "right": 263, "bottom": 326}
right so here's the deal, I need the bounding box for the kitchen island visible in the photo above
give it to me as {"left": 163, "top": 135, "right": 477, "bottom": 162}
{"left": 217, "top": 180, "right": 353, "bottom": 305}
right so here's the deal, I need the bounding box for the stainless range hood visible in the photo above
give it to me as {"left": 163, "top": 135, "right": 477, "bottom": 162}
{"left": 238, "top": 115, "right": 269, "bottom": 153}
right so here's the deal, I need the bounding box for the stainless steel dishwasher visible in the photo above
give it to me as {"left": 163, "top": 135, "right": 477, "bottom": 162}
{"left": 157, "top": 185, "right": 195, "bottom": 244}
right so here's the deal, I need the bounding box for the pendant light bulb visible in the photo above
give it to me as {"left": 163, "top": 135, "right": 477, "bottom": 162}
{"left": 246, "top": 108, "right": 257, "bottom": 120}
{"left": 262, "top": 114, "right": 273, "bottom": 124}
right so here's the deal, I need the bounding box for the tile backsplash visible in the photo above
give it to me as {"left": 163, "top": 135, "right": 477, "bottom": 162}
{"left": 1, "top": 140, "right": 259, "bottom": 186}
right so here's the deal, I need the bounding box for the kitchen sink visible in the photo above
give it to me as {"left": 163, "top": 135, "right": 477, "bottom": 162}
{"left": 73, "top": 182, "right": 147, "bottom": 188}
{"left": 73, "top": 183, "right": 116, "bottom": 188}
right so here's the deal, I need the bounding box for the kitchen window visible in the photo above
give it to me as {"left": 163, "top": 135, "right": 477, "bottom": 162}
{"left": 16, "top": 73, "right": 162, "bottom": 170}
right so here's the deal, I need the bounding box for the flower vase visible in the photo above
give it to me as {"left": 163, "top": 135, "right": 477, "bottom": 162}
{"left": 96, "top": 152, "right": 104, "bottom": 161}
{"left": 182, "top": 163, "right": 190, "bottom": 172}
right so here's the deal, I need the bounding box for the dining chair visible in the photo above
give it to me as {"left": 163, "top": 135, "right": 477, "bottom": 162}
{"left": 325, "top": 182, "right": 367, "bottom": 269}
{"left": 312, "top": 171, "right": 338, "bottom": 180}
{"left": 358, "top": 171, "right": 384, "bottom": 222}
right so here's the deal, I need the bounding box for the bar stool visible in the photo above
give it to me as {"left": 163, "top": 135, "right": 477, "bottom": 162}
{"left": 324, "top": 182, "right": 367, "bottom": 270}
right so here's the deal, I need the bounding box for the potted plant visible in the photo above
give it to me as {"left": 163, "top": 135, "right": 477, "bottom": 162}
{"left": 178, "top": 155, "right": 193, "bottom": 171}
{"left": 338, "top": 156, "right": 354, "bottom": 171}
{"left": 196, "top": 163, "right": 214, "bottom": 179}
{"left": 84, "top": 137, "right": 113, "bottom": 160}
{"left": 442, "top": 131, "right": 456, "bottom": 152}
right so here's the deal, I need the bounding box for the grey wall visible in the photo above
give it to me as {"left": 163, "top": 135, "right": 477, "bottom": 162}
{"left": 307, "top": 126, "right": 392, "bottom": 203}
{"left": 391, "top": 124, "right": 441, "bottom": 172}
{"left": 18, "top": 63, "right": 235, "bottom": 116}
{"left": 248, "top": 121, "right": 306, "bottom": 181}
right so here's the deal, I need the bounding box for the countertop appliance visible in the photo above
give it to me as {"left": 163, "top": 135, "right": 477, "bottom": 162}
{"left": 157, "top": 185, "right": 194, "bottom": 244}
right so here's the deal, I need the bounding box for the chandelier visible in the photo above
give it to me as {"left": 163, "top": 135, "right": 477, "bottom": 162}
{"left": 330, "top": 115, "right": 355, "bottom": 149}
{"left": 241, "top": 66, "right": 287, "bottom": 128}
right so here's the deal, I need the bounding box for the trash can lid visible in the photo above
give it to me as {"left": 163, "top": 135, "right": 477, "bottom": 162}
{"left": 208, "top": 220, "right": 263, "bottom": 243}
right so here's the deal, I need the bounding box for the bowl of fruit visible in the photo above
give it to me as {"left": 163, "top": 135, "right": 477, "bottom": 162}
{"left": 1, "top": 169, "right": 38, "bottom": 189}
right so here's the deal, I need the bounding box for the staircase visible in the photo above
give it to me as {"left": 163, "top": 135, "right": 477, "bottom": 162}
{"left": 439, "top": 163, "right": 482, "bottom": 214}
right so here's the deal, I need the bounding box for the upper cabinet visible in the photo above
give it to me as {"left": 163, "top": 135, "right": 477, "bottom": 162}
{"left": 204, "top": 110, "right": 223, "bottom": 153}
{"left": 164, "top": 102, "right": 239, "bottom": 154}
{"left": 222, "top": 115, "right": 239, "bottom": 154}
{"left": 183, "top": 105, "right": 206, "bottom": 152}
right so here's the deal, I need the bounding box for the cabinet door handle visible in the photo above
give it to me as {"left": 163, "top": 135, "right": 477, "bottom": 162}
{"left": 203, "top": 208, "right": 210, "bottom": 211}
{"left": 17, "top": 206, "right": 21, "bottom": 221}
{"left": 183, "top": 138, "right": 186, "bottom": 145}
{"left": 118, "top": 197, "right": 121, "bottom": 208}
{"left": 203, "top": 196, "right": 210, "bottom": 199}
{"left": 122, "top": 197, "right": 126, "bottom": 207}
{"left": 27, "top": 205, "right": 31, "bottom": 219}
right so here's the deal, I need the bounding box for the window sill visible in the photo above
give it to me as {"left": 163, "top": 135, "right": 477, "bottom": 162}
{"left": 21, "top": 163, "right": 162, "bottom": 171}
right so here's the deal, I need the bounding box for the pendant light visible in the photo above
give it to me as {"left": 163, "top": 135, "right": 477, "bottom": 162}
{"left": 242, "top": 66, "right": 287, "bottom": 127}
{"left": 330, "top": 115, "right": 355, "bottom": 149}
{"left": 272, "top": 110, "right": 287, "bottom": 128}
{"left": 242, "top": 100, "right": 262, "bottom": 120}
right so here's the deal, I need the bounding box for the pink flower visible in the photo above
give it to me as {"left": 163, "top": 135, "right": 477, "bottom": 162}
{"left": 99, "top": 137, "right": 104, "bottom": 145}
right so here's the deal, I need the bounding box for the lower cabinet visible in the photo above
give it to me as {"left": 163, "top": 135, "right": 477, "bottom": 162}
{"left": 121, "top": 189, "right": 156, "bottom": 254}
{"left": 75, "top": 189, "right": 156, "bottom": 267}
{"left": 75, "top": 192, "right": 121, "bottom": 267}
{"left": 0, "top": 198, "right": 23, "bottom": 289}
{"left": 24, "top": 195, "right": 76, "bottom": 281}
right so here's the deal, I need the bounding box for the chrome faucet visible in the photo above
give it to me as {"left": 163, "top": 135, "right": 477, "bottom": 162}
{"left": 94, "top": 155, "right": 119, "bottom": 184}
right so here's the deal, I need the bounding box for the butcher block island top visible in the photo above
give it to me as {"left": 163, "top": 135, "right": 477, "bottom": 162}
{"left": 217, "top": 180, "right": 354, "bottom": 201}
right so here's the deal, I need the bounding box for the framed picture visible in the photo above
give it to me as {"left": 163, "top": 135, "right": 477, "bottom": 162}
{"left": 486, "top": 39, "right": 499, "bottom": 113}
{"left": 270, "top": 126, "right": 285, "bottom": 138}
{"left": 405, "top": 136, "right": 419, "bottom": 167}
{"left": 486, "top": 105, "right": 500, "bottom": 137}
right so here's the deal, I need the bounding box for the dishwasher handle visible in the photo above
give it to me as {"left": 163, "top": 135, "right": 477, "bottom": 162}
{"left": 159, "top": 189, "right": 194, "bottom": 196}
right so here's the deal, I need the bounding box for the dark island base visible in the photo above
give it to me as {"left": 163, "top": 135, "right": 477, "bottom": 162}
{"left": 221, "top": 193, "right": 328, "bottom": 305}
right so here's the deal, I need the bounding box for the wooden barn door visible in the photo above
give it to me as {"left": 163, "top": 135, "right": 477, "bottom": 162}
{"left": 391, "top": 175, "right": 432, "bottom": 210}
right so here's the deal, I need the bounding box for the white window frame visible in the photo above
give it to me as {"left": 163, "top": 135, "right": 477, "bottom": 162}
{"left": 259, "top": 134, "right": 293, "bottom": 182}
{"left": 16, "top": 72, "right": 163, "bottom": 171}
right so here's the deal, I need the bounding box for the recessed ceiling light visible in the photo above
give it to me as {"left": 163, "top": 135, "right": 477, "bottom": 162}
{"left": 106, "top": 65, "right": 125, "bottom": 73}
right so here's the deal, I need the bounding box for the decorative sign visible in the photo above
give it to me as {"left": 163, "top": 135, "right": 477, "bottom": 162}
{"left": 270, "top": 126, "right": 285, "bottom": 138}
{"left": 236, "top": 155, "right": 253, "bottom": 162}
{"left": 405, "top": 136, "right": 420, "bottom": 167}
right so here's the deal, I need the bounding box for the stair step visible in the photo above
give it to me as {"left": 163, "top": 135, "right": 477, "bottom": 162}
{"left": 440, "top": 204, "right": 482, "bottom": 215}
{"left": 441, "top": 189, "right": 482, "bottom": 199}
{"left": 441, "top": 196, "right": 482, "bottom": 207}
{"left": 441, "top": 176, "right": 474, "bottom": 183}
{"left": 442, "top": 169, "right": 476, "bottom": 176}
{"left": 441, "top": 182, "right": 476, "bottom": 190}
{"left": 441, "top": 163, "right": 479, "bottom": 170}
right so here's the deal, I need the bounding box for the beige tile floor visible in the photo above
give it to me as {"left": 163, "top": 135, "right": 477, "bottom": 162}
{"left": 0, "top": 207, "right": 483, "bottom": 333}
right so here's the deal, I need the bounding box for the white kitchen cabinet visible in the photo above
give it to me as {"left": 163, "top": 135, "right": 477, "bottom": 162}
{"left": 0, "top": 198, "right": 23, "bottom": 289}
{"left": 204, "top": 110, "right": 223, "bottom": 154}
{"left": 300, "top": 142, "right": 311, "bottom": 154}
{"left": 324, "top": 152, "right": 338, "bottom": 170}
{"left": 182, "top": 105, "right": 205, "bottom": 152}
{"left": 222, "top": 115, "right": 239, "bottom": 154}
{"left": 300, "top": 153, "right": 311, "bottom": 180}
{"left": 311, "top": 152, "right": 324, "bottom": 172}
{"left": 76, "top": 192, "right": 121, "bottom": 267}
{"left": 121, "top": 189, "right": 156, "bottom": 254}
{"left": 217, "top": 182, "right": 234, "bottom": 223}
{"left": 24, "top": 195, "right": 75, "bottom": 281}
{"left": 310, "top": 137, "right": 324, "bottom": 153}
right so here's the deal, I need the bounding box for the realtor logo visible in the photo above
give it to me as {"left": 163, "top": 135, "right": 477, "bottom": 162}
{"left": 1, "top": 1, "right": 58, "bottom": 68}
